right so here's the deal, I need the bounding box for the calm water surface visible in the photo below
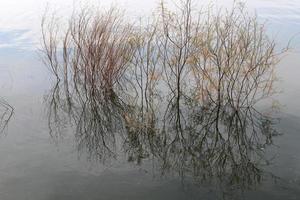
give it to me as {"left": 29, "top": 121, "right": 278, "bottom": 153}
{"left": 1, "top": 0, "right": 300, "bottom": 199}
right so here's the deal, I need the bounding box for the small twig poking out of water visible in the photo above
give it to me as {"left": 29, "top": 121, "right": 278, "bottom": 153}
{"left": 0, "top": 100, "right": 13, "bottom": 134}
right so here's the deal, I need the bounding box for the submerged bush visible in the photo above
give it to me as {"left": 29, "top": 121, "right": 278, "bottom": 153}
{"left": 43, "top": 0, "right": 286, "bottom": 197}
{"left": 42, "top": 0, "right": 285, "bottom": 111}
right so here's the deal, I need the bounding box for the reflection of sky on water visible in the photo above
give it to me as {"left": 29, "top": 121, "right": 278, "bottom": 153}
{"left": 0, "top": 30, "right": 32, "bottom": 49}
{"left": 0, "top": 0, "right": 300, "bottom": 49}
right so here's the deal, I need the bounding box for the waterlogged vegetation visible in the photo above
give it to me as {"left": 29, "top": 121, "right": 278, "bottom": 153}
{"left": 41, "top": 0, "right": 288, "bottom": 199}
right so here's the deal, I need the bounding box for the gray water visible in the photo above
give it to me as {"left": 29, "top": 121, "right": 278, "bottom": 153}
{"left": 1, "top": 0, "right": 300, "bottom": 199}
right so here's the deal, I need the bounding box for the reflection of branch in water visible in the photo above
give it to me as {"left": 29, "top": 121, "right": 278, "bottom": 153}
{"left": 127, "top": 100, "right": 279, "bottom": 174}
{"left": 123, "top": 98, "right": 280, "bottom": 200}
{"left": 46, "top": 74, "right": 280, "bottom": 198}
{"left": 0, "top": 99, "right": 13, "bottom": 133}
{"left": 46, "top": 79, "right": 127, "bottom": 162}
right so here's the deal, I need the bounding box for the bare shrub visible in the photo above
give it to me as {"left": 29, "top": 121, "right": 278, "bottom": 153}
{"left": 42, "top": 1, "right": 284, "bottom": 111}
{"left": 42, "top": 7, "right": 135, "bottom": 96}
{"left": 189, "top": 4, "right": 281, "bottom": 109}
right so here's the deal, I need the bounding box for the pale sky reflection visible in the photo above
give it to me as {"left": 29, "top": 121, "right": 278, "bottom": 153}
{"left": 0, "top": 0, "right": 300, "bottom": 49}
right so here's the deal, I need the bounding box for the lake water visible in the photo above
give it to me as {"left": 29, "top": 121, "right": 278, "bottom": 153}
{"left": 1, "top": 0, "right": 300, "bottom": 199}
